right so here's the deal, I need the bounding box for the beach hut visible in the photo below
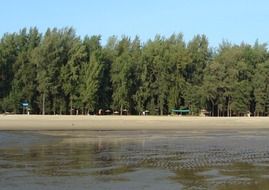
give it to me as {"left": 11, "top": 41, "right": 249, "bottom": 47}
{"left": 122, "top": 109, "right": 128, "bottom": 115}
{"left": 113, "top": 111, "right": 120, "bottom": 115}
{"left": 171, "top": 109, "right": 190, "bottom": 115}
{"left": 142, "top": 110, "right": 149, "bottom": 116}
{"left": 21, "top": 101, "right": 30, "bottom": 114}
{"left": 200, "top": 109, "right": 210, "bottom": 117}
{"left": 98, "top": 109, "right": 104, "bottom": 115}
{"left": 105, "top": 109, "right": 112, "bottom": 115}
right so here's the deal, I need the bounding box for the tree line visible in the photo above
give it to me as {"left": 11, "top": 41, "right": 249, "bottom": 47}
{"left": 0, "top": 27, "right": 269, "bottom": 116}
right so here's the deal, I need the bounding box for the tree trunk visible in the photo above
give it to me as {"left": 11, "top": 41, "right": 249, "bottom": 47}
{"left": 227, "top": 98, "right": 230, "bottom": 117}
{"left": 42, "top": 93, "right": 45, "bottom": 115}
{"left": 211, "top": 100, "right": 214, "bottom": 116}
{"left": 120, "top": 104, "right": 123, "bottom": 115}
{"left": 70, "top": 97, "right": 73, "bottom": 115}
{"left": 53, "top": 98, "right": 56, "bottom": 115}
{"left": 53, "top": 106, "right": 56, "bottom": 115}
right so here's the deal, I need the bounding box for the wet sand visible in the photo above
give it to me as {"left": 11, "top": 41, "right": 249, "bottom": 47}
{"left": 1, "top": 116, "right": 269, "bottom": 189}
{"left": 0, "top": 115, "right": 269, "bottom": 130}
{"left": 2, "top": 129, "right": 269, "bottom": 190}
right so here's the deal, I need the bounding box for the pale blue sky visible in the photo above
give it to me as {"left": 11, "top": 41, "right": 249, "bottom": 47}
{"left": 1, "top": 0, "right": 269, "bottom": 47}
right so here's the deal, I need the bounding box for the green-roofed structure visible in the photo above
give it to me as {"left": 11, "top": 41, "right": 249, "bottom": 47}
{"left": 171, "top": 109, "right": 190, "bottom": 115}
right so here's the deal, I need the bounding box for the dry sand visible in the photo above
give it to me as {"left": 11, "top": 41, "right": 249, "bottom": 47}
{"left": 0, "top": 115, "right": 269, "bottom": 130}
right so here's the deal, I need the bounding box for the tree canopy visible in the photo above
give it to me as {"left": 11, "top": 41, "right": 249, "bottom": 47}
{"left": 1, "top": 27, "right": 268, "bottom": 116}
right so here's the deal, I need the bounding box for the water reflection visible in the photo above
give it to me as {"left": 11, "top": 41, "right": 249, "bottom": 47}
{"left": 1, "top": 130, "right": 269, "bottom": 189}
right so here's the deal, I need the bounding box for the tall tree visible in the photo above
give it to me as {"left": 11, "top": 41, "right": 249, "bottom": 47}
{"left": 61, "top": 37, "right": 86, "bottom": 114}
{"left": 10, "top": 28, "right": 41, "bottom": 112}
{"left": 111, "top": 37, "right": 133, "bottom": 114}
{"left": 80, "top": 52, "right": 103, "bottom": 114}
{"left": 0, "top": 33, "right": 18, "bottom": 112}
{"left": 34, "top": 28, "right": 67, "bottom": 114}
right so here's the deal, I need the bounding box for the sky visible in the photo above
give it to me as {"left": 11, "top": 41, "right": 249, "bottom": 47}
{"left": 1, "top": 0, "right": 269, "bottom": 47}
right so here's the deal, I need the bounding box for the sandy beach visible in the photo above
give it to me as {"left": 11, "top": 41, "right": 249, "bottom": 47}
{"left": 0, "top": 115, "right": 268, "bottom": 130}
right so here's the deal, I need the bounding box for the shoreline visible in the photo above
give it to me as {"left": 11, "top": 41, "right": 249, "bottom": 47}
{"left": 0, "top": 115, "right": 269, "bottom": 131}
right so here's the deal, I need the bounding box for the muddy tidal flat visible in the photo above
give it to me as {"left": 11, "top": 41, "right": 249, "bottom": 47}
{"left": 1, "top": 128, "right": 269, "bottom": 189}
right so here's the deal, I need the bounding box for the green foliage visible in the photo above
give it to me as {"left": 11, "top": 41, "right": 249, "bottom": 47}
{"left": 1, "top": 27, "right": 269, "bottom": 116}
{"left": 80, "top": 52, "right": 103, "bottom": 113}
{"left": 111, "top": 37, "right": 134, "bottom": 113}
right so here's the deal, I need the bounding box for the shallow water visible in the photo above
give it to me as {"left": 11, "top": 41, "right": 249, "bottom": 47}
{"left": 1, "top": 129, "right": 269, "bottom": 189}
